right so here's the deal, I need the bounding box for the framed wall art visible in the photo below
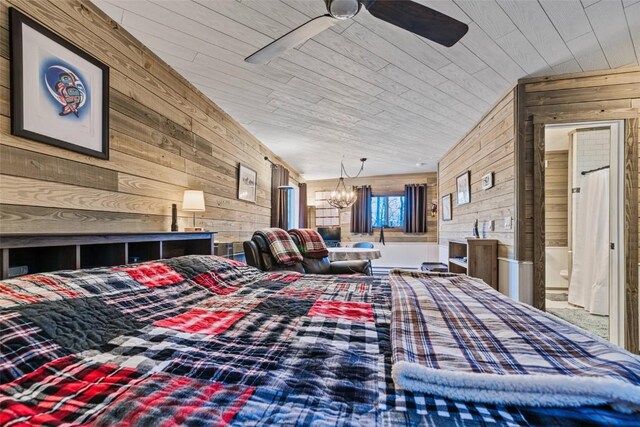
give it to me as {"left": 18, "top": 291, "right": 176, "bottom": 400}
{"left": 456, "top": 171, "right": 471, "bottom": 205}
{"left": 10, "top": 8, "right": 109, "bottom": 159}
{"left": 238, "top": 163, "right": 257, "bottom": 203}
{"left": 481, "top": 172, "right": 494, "bottom": 190}
{"left": 441, "top": 193, "right": 452, "bottom": 221}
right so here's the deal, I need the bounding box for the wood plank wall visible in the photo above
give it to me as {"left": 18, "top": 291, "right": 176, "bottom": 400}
{"left": 517, "top": 66, "right": 639, "bottom": 352}
{"left": 544, "top": 151, "right": 569, "bottom": 247}
{"left": 0, "top": 0, "right": 301, "bottom": 242}
{"left": 438, "top": 88, "right": 516, "bottom": 259}
{"left": 517, "top": 67, "right": 639, "bottom": 262}
{"left": 306, "top": 172, "right": 438, "bottom": 243}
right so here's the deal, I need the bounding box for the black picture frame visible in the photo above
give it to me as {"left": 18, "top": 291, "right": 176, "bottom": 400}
{"left": 482, "top": 172, "right": 494, "bottom": 190}
{"left": 441, "top": 193, "right": 452, "bottom": 221}
{"left": 9, "top": 8, "right": 109, "bottom": 159}
{"left": 238, "top": 163, "right": 257, "bottom": 203}
{"left": 456, "top": 171, "right": 471, "bottom": 205}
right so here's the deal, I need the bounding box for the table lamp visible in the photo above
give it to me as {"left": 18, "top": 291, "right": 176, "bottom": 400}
{"left": 182, "top": 190, "right": 205, "bottom": 232}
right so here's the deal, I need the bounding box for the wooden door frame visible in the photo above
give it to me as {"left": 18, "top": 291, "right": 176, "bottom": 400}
{"left": 532, "top": 113, "right": 638, "bottom": 353}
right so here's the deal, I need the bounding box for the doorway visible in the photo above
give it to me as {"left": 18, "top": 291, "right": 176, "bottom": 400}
{"left": 543, "top": 122, "right": 625, "bottom": 344}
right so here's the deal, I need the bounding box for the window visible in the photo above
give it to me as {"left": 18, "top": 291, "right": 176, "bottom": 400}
{"left": 371, "top": 195, "right": 405, "bottom": 228}
{"left": 287, "top": 186, "right": 299, "bottom": 230}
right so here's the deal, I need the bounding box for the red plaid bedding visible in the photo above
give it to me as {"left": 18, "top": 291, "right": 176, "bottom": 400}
{"left": 289, "top": 228, "right": 329, "bottom": 258}
{"left": 1, "top": 256, "right": 636, "bottom": 426}
{"left": 253, "top": 228, "right": 303, "bottom": 266}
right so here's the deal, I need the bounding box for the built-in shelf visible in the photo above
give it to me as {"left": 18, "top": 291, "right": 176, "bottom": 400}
{"left": 0, "top": 232, "right": 215, "bottom": 279}
{"left": 448, "top": 238, "right": 498, "bottom": 289}
{"left": 448, "top": 258, "right": 468, "bottom": 269}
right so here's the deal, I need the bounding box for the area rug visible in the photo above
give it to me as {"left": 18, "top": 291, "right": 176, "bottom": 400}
{"left": 547, "top": 307, "right": 608, "bottom": 340}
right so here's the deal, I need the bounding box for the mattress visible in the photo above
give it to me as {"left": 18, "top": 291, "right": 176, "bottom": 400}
{"left": 0, "top": 255, "right": 637, "bottom": 426}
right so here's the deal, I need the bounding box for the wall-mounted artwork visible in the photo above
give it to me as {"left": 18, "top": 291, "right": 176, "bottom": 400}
{"left": 315, "top": 191, "right": 340, "bottom": 226}
{"left": 238, "top": 163, "right": 257, "bottom": 203}
{"left": 10, "top": 8, "right": 109, "bottom": 159}
{"left": 456, "top": 171, "right": 471, "bottom": 205}
{"left": 441, "top": 193, "right": 452, "bottom": 221}
{"left": 481, "top": 172, "right": 494, "bottom": 190}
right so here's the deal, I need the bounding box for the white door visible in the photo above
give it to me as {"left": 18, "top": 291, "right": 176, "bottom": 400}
{"left": 548, "top": 121, "right": 624, "bottom": 347}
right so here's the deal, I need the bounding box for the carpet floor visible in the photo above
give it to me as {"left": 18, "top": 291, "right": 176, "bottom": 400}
{"left": 546, "top": 292, "right": 569, "bottom": 301}
{"left": 546, "top": 307, "right": 609, "bottom": 340}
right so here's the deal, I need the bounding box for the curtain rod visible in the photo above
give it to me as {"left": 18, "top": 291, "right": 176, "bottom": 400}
{"left": 264, "top": 156, "right": 283, "bottom": 169}
{"left": 581, "top": 165, "right": 609, "bottom": 175}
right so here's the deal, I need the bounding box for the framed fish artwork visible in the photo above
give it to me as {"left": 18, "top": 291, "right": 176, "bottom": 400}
{"left": 10, "top": 8, "right": 109, "bottom": 159}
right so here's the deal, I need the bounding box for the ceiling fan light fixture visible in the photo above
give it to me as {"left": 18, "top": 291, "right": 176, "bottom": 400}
{"left": 326, "top": 0, "right": 360, "bottom": 19}
{"left": 246, "top": 0, "right": 467, "bottom": 64}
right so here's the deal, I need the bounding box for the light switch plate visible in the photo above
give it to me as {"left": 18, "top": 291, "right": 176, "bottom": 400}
{"left": 504, "top": 217, "right": 512, "bottom": 230}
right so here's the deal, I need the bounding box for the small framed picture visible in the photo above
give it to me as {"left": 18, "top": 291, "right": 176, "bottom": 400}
{"left": 456, "top": 171, "right": 471, "bottom": 205}
{"left": 238, "top": 163, "right": 257, "bottom": 203}
{"left": 481, "top": 172, "right": 494, "bottom": 190}
{"left": 10, "top": 8, "right": 109, "bottom": 159}
{"left": 441, "top": 193, "right": 452, "bottom": 221}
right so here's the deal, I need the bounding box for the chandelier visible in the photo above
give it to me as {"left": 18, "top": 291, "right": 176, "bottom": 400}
{"left": 327, "top": 158, "right": 366, "bottom": 209}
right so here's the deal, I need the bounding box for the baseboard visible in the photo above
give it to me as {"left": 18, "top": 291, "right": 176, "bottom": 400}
{"left": 498, "top": 258, "right": 533, "bottom": 304}
{"left": 372, "top": 266, "right": 419, "bottom": 276}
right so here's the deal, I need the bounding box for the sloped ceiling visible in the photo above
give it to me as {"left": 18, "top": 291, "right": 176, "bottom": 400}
{"left": 95, "top": 0, "right": 640, "bottom": 179}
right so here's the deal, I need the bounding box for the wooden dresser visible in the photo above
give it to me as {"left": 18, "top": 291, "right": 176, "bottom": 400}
{"left": 0, "top": 232, "right": 215, "bottom": 279}
{"left": 448, "top": 238, "right": 498, "bottom": 289}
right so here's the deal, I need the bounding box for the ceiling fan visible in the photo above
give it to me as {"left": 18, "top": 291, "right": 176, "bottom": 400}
{"left": 245, "top": 0, "right": 469, "bottom": 64}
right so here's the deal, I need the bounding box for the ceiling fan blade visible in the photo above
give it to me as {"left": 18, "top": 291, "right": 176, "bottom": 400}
{"left": 245, "top": 15, "right": 340, "bottom": 64}
{"left": 364, "top": 0, "right": 468, "bottom": 47}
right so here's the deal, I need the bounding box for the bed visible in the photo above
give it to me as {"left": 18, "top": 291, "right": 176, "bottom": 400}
{"left": 1, "top": 255, "right": 638, "bottom": 426}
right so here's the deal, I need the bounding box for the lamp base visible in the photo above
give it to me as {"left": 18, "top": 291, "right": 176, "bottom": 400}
{"left": 184, "top": 227, "right": 205, "bottom": 232}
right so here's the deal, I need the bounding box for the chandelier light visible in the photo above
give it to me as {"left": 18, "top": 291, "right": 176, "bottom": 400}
{"left": 327, "top": 158, "right": 366, "bottom": 209}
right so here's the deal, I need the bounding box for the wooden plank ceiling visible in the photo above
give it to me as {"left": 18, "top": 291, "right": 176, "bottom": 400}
{"left": 95, "top": 0, "right": 640, "bottom": 179}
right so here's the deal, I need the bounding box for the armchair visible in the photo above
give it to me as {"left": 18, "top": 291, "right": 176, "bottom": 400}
{"left": 243, "top": 232, "right": 304, "bottom": 273}
{"left": 243, "top": 229, "right": 371, "bottom": 275}
{"left": 288, "top": 230, "right": 371, "bottom": 275}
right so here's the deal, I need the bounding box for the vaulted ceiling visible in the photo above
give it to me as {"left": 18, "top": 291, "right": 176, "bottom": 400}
{"left": 95, "top": 0, "right": 640, "bottom": 179}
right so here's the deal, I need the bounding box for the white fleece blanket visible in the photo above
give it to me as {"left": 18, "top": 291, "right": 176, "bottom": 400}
{"left": 389, "top": 270, "right": 640, "bottom": 413}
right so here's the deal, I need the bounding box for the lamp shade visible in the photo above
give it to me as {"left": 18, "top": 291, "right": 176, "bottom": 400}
{"left": 182, "top": 190, "right": 205, "bottom": 211}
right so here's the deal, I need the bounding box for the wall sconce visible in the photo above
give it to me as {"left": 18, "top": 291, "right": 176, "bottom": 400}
{"left": 182, "top": 190, "right": 205, "bottom": 232}
{"left": 431, "top": 199, "right": 438, "bottom": 217}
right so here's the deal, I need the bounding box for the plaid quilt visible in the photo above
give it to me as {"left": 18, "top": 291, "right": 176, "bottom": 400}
{"left": 254, "top": 228, "right": 303, "bottom": 266}
{"left": 1, "top": 255, "right": 637, "bottom": 426}
{"left": 389, "top": 270, "right": 640, "bottom": 412}
{"left": 289, "top": 228, "right": 329, "bottom": 258}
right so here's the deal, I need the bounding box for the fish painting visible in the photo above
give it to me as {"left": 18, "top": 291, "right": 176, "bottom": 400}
{"left": 43, "top": 64, "right": 87, "bottom": 117}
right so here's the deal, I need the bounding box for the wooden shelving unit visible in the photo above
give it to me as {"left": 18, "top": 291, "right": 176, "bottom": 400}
{"left": 0, "top": 232, "right": 215, "bottom": 279}
{"left": 448, "top": 238, "right": 498, "bottom": 289}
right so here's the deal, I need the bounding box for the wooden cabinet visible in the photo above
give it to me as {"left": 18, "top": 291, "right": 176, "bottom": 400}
{"left": 0, "top": 232, "right": 215, "bottom": 279}
{"left": 448, "top": 238, "right": 498, "bottom": 289}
